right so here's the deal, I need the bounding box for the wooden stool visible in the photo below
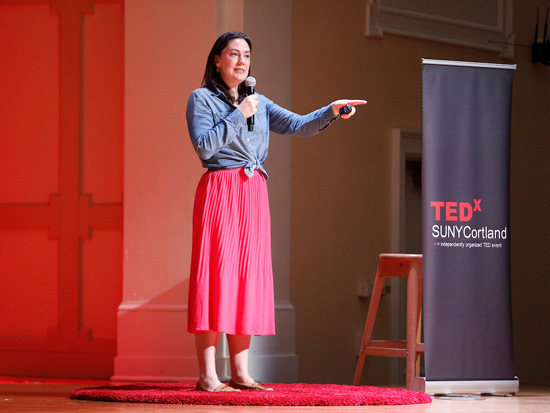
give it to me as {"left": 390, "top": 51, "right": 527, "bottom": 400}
{"left": 353, "top": 253, "right": 424, "bottom": 390}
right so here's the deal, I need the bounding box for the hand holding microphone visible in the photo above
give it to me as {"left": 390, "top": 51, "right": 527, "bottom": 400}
{"left": 238, "top": 94, "right": 258, "bottom": 120}
{"left": 237, "top": 77, "right": 258, "bottom": 130}
{"left": 245, "top": 76, "right": 256, "bottom": 131}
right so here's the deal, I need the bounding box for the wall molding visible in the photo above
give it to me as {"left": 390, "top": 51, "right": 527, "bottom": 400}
{"left": 117, "top": 301, "right": 296, "bottom": 313}
{"left": 113, "top": 301, "right": 298, "bottom": 382}
{"left": 366, "top": 0, "right": 514, "bottom": 58}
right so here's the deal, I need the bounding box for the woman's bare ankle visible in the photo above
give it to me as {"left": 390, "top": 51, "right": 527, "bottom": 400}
{"left": 198, "top": 374, "right": 223, "bottom": 391}
{"left": 230, "top": 374, "right": 255, "bottom": 385}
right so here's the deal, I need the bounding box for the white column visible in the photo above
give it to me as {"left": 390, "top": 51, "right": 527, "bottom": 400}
{"left": 115, "top": 0, "right": 298, "bottom": 383}
{"left": 212, "top": 0, "right": 299, "bottom": 383}
{"left": 113, "top": 0, "right": 216, "bottom": 381}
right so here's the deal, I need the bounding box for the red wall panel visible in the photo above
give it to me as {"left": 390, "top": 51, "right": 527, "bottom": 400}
{"left": 0, "top": 3, "right": 60, "bottom": 340}
{"left": 0, "top": 2, "right": 59, "bottom": 203}
{"left": 0, "top": 0, "right": 123, "bottom": 378}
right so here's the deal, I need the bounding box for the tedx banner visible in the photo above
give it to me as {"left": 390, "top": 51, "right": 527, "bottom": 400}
{"left": 430, "top": 198, "right": 508, "bottom": 248}
{"left": 422, "top": 60, "right": 516, "bottom": 381}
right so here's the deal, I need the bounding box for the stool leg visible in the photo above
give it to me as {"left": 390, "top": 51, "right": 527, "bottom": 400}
{"left": 354, "top": 267, "right": 386, "bottom": 385}
{"left": 406, "top": 264, "right": 421, "bottom": 390}
{"left": 354, "top": 354, "right": 367, "bottom": 386}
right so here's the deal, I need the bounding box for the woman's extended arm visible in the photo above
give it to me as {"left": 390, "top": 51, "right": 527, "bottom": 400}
{"left": 268, "top": 99, "right": 367, "bottom": 137}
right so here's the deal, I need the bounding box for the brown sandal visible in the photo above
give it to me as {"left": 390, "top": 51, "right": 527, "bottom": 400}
{"left": 228, "top": 380, "right": 273, "bottom": 391}
{"left": 194, "top": 382, "right": 241, "bottom": 392}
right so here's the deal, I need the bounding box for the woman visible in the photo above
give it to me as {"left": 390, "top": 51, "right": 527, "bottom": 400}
{"left": 186, "top": 31, "right": 366, "bottom": 392}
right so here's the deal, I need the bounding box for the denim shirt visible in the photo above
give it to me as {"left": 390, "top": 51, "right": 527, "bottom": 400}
{"left": 186, "top": 87, "right": 338, "bottom": 178}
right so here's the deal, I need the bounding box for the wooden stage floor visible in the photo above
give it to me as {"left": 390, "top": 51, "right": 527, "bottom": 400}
{"left": 1, "top": 377, "right": 549, "bottom": 412}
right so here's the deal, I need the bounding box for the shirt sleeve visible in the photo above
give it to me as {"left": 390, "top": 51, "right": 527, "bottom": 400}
{"left": 267, "top": 101, "right": 338, "bottom": 137}
{"left": 186, "top": 90, "right": 247, "bottom": 160}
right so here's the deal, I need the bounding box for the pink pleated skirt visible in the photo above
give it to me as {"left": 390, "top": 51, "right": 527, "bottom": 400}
{"left": 188, "top": 168, "right": 275, "bottom": 335}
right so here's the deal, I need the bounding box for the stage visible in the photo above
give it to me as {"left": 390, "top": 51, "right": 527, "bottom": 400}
{"left": 1, "top": 377, "right": 549, "bottom": 412}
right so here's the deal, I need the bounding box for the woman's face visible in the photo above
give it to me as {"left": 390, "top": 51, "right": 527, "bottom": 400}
{"left": 215, "top": 38, "right": 250, "bottom": 90}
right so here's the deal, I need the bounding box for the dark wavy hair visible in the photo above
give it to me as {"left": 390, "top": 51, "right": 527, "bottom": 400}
{"left": 202, "top": 32, "right": 252, "bottom": 104}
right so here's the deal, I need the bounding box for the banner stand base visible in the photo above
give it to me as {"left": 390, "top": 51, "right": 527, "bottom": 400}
{"left": 415, "top": 377, "right": 520, "bottom": 395}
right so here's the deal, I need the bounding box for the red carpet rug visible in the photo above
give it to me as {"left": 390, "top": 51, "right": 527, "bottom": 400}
{"left": 71, "top": 382, "right": 432, "bottom": 406}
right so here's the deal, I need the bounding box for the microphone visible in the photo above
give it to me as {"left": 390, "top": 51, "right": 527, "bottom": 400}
{"left": 245, "top": 76, "right": 256, "bottom": 131}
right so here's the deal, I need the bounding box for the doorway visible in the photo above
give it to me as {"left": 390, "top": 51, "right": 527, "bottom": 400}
{"left": 389, "top": 128, "right": 422, "bottom": 384}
